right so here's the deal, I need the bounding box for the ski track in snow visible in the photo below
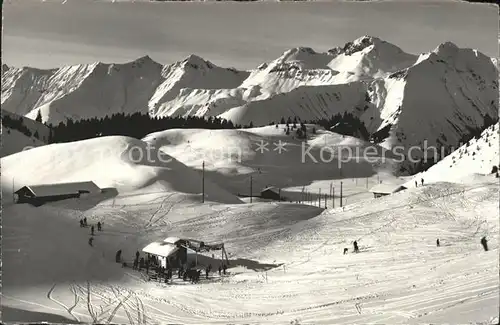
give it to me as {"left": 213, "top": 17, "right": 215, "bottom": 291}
{"left": 46, "top": 283, "right": 80, "bottom": 323}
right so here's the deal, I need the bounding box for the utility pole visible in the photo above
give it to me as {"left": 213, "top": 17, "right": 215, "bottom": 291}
{"left": 318, "top": 188, "right": 321, "bottom": 207}
{"left": 202, "top": 161, "right": 205, "bottom": 203}
{"left": 324, "top": 194, "right": 327, "bottom": 209}
{"left": 250, "top": 175, "right": 253, "bottom": 203}
{"left": 332, "top": 187, "right": 335, "bottom": 208}
{"left": 340, "top": 181, "right": 343, "bottom": 208}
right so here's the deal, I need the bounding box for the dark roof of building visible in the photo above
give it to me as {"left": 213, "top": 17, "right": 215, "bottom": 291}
{"left": 369, "top": 183, "right": 407, "bottom": 194}
{"left": 261, "top": 186, "right": 279, "bottom": 194}
{"left": 15, "top": 181, "right": 101, "bottom": 197}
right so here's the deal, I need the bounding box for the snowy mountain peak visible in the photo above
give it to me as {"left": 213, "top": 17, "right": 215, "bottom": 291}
{"left": 328, "top": 35, "right": 385, "bottom": 57}
{"left": 182, "top": 54, "right": 214, "bottom": 70}
{"left": 132, "top": 55, "right": 159, "bottom": 65}
{"left": 353, "top": 35, "right": 382, "bottom": 46}
{"left": 434, "top": 42, "right": 459, "bottom": 55}
{"left": 282, "top": 47, "right": 318, "bottom": 58}
{"left": 433, "top": 41, "right": 460, "bottom": 57}
{"left": 270, "top": 46, "right": 333, "bottom": 70}
{"left": 2, "top": 37, "right": 497, "bottom": 162}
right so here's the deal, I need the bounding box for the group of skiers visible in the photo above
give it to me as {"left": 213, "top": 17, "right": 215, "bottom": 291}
{"left": 437, "top": 237, "right": 488, "bottom": 251}
{"left": 415, "top": 178, "right": 425, "bottom": 187}
{"left": 344, "top": 240, "right": 359, "bottom": 254}
{"left": 344, "top": 236, "right": 489, "bottom": 255}
{"left": 118, "top": 249, "right": 228, "bottom": 285}
{"left": 79, "top": 217, "right": 103, "bottom": 247}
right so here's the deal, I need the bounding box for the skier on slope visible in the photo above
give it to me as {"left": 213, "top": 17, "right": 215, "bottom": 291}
{"left": 91, "top": 225, "right": 95, "bottom": 236}
{"left": 116, "top": 250, "right": 122, "bottom": 263}
{"left": 97, "top": 221, "right": 102, "bottom": 231}
{"left": 88, "top": 237, "right": 94, "bottom": 247}
{"left": 421, "top": 178, "right": 424, "bottom": 186}
{"left": 481, "top": 237, "right": 488, "bottom": 251}
{"left": 436, "top": 239, "right": 440, "bottom": 247}
{"left": 353, "top": 240, "right": 359, "bottom": 253}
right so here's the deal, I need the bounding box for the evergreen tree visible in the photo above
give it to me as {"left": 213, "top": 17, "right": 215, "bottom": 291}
{"left": 35, "top": 111, "right": 43, "bottom": 123}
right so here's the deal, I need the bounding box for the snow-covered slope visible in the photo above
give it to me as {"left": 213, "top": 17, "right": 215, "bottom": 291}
{"left": 1, "top": 109, "right": 50, "bottom": 157}
{"left": 406, "top": 122, "right": 499, "bottom": 185}
{"left": 142, "top": 124, "right": 400, "bottom": 203}
{"left": 2, "top": 36, "right": 498, "bottom": 156}
{"left": 2, "top": 174, "right": 497, "bottom": 323}
{"left": 376, "top": 42, "right": 498, "bottom": 152}
{"left": 1, "top": 127, "right": 45, "bottom": 158}
{"left": 220, "top": 82, "right": 371, "bottom": 127}
{"left": 1, "top": 135, "right": 242, "bottom": 204}
{"left": 1, "top": 109, "right": 51, "bottom": 141}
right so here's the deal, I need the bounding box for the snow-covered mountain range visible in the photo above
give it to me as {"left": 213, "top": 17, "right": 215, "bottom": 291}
{"left": 2, "top": 36, "right": 498, "bottom": 153}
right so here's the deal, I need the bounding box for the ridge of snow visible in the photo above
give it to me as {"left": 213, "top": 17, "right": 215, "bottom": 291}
{"left": 1, "top": 135, "right": 242, "bottom": 204}
{"left": 1, "top": 127, "right": 45, "bottom": 158}
{"left": 1, "top": 110, "right": 51, "bottom": 145}
{"left": 407, "top": 122, "right": 499, "bottom": 185}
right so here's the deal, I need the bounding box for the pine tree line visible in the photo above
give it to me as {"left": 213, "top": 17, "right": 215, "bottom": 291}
{"left": 48, "top": 112, "right": 252, "bottom": 143}
{"left": 267, "top": 112, "right": 370, "bottom": 140}
{"left": 1, "top": 114, "right": 39, "bottom": 139}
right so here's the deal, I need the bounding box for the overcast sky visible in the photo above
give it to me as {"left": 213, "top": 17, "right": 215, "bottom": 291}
{"left": 2, "top": 0, "right": 498, "bottom": 70}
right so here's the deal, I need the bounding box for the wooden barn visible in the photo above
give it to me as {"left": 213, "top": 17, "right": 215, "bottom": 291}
{"left": 369, "top": 183, "right": 407, "bottom": 198}
{"left": 260, "top": 186, "right": 281, "bottom": 201}
{"left": 14, "top": 181, "right": 102, "bottom": 206}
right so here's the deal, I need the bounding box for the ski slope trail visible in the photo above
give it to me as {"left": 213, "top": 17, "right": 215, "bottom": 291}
{"left": 1, "top": 175, "right": 497, "bottom": 323}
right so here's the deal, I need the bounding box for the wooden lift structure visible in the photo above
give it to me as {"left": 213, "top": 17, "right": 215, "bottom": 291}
{"left": 181, "top": 238, "right": 230, "bottom": 267}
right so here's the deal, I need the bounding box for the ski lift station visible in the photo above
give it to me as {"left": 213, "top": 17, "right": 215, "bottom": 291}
{"left": 142, "top": 237, "right": 229, "bottom": 269}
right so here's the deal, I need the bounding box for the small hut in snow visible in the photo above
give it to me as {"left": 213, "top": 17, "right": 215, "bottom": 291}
{"left": 14, "top": 181, "right": 101, "bottom": 206}
{"left": 369, "top": 183, "right": 407, "bottom": 198}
